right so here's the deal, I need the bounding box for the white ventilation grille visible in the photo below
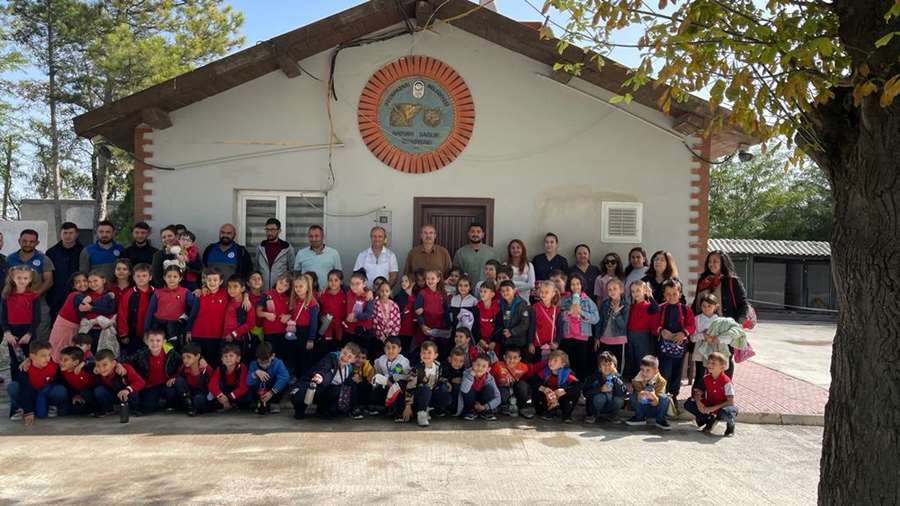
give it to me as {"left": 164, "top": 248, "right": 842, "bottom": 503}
{"left": 602, "top": 202, "right": 643, "bottom": 243}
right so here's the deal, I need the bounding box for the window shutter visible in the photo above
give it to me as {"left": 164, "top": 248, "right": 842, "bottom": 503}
{"left": 601, "top": 202, "right": 642, "bottom": 243}
{"left": 285, "top": 196, "right": 325, "bottom": 249}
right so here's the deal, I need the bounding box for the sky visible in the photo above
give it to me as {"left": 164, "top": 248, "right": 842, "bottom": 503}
{"left": 226, "top": 0, "right": 644, "bottom": 67}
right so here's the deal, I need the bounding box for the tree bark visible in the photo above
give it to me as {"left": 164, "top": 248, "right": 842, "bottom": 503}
{"left": 808, "top": 43, "right": 900, "bottom": 506}
{"left": 46, "top": 0, "right": 63, "bottom": 229}
{"left": 2, "top": 137, "right": 12, "bottom": 220}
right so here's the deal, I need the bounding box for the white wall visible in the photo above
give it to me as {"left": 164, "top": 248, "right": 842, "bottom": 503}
{"left": 144, "top": 23, "right": 697, "bottom": 277}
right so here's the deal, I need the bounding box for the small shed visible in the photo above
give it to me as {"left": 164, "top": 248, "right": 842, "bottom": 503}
{"left": 708, "top": 239, "right": 835, "bottom": 312}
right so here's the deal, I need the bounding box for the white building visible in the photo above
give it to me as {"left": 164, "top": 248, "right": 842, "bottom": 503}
{"left": 73, "top": 0, "right": 754, "bottom": 291}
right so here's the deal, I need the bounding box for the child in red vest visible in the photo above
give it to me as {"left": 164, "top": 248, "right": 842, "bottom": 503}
{"left": 246, "top": 271, "right": 265, "bottom": 343}
{"left": 110, "top": 258, "right": 133, "bottom": 300}
{"left": 57, "top": 345, "right": 97, "bottom": 415}
{"left": 319, "top": 269, "right": 347, "bottom": 348}
{"left": 208, "top": 343, "right": 251, "bottom": 411}
{"left": 49, "top": 272, "right": 89, "bottom": 362}
{"left": 168, "top": 343, "right": 208, "bottom": 416}
{"left": 188, "top": 268, "right": 229, "bottom": 366}
{"left": 528, "top": 280, "right": 561, "bottom": 363}
{"left": 223, "top": 275, "right": 256, "bottom": 364}
{"left": 529, "top": 350, "right": 580, "bottom": 423}
{"left": 392, "top": 274, "right": 416, "bottom": 352}
{"left": 117, "top": 263, "right": 154, "bottom": 357}
{"left": 288, "top": 273, "right": 320, "bottom": 377}
{"left": 92, "top": 348, "right": 145, "bottom": 418}
{"left": 256, "top": 271, "right": 291, "bottom": 370}
{"left": 625, "top": 280, "right": 658, "bottom": 381}
{"left": 414, "top": 269, "right": 450, "bottom": 356}
{"left": 77, "top": 270, "right": 120, "bottom": 354}
{"left": 684, "top": 352, "right": 737, "bottom": 436}
{"left": 472, "top": 280, "right": 499, "bottom": 358}
{"left": 6, "top": 341, "right": 66, "bottom": 424}
{"left": 126, "top": 329, "right": 180, "bottom": 414}
{"left": 144, "top": 265, "right": 198, "bottom": 350}
{"left": 1, "top": 266, "right": 42, "bottom": 376}
{"left": 343, "top": 271, "right": 375, "bottom": 356}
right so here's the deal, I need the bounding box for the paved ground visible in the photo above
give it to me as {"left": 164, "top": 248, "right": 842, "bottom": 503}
{"left": 0, "top": 412, "right": 822, "bottom": 505}
{"left": 747, "top": 321, "right": 835, "bottom": 388}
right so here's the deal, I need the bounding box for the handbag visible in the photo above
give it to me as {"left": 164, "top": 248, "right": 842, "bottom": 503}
{"left": 666, "top": 393, "right": 679, "bottom": 418}
{"left": 733, "top": 341, "right": 756, "bottom": 363}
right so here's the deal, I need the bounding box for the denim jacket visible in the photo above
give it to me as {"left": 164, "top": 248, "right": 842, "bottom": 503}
{"left": 558, "top": 292, "right": 600, "bottom": 339}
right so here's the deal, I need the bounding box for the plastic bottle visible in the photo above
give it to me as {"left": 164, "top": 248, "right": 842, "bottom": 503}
{"left": 508, "top": 394, "right": 519, "bottom": 417}
{"left": 304, "top": 382, "right": 317, "bottom": 405}
{"left": 119, "top": 401, "right": 130, "bottom": 423}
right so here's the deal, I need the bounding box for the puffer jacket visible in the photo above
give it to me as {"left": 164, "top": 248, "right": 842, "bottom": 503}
{"left": 256, "top": 239, "right": 296, "bottom": 290}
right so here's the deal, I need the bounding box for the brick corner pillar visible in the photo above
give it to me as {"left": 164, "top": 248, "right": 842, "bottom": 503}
{"left": 133, "top": 125, "right": 154, "bottom": 223}
{"left": 687, "top": 134, "right": 712, "bottom": 299}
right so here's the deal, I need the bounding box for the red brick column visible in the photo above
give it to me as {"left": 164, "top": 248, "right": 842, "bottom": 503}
{"left": 687, "top": 134, "right": 712, "bottom": 297}
{"left": 133, "top": 126, "right": 153, "bottom": 223}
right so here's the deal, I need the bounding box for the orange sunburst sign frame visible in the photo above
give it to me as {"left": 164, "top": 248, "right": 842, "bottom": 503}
{"left": 357, "top": 56, "right": 475, "bottom": 174}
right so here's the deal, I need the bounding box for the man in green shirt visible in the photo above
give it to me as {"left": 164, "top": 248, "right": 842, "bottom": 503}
{"left": 452, "top": 222, "right": 499, "bottom": 284}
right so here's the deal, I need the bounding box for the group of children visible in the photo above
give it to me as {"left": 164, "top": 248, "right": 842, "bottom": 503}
{"left": 3, "top": 254, "right": 745, "bottom": 437}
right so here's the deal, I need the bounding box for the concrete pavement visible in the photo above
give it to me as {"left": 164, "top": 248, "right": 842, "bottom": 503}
{"left": 0, "top": 413, "right": 821, "bottom": 504}
{"left": 746, "top": 321, "right": 835, "bottom": 389}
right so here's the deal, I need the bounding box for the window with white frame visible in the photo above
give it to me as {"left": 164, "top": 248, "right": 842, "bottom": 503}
{"left": 601, "top": 201, "right": 643, "bottom": 243}
{"left": 237, "top": 191, "right": 326, "bottom": 259}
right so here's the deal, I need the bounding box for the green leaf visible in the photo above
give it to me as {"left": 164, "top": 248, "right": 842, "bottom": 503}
{"left": 875, "top": 32, "right": 899, "bottom": 48}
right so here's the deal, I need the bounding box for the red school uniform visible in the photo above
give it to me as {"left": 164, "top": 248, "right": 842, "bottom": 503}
{"left": 208, "top": 363, "right": 249, "bottom": 400}
{"left": 474, "top": 300, "right": 499, "bottom": 343}
{"left": 531, "top": 302, "right": 559, "bottom": 348}
{"left": 25, "top": 361, "right": 58, "bottom": 389}
{"left": 700, "top": 372, "right": 735, "bottom": 407}
{"left": 3, "top": 291, "right": 40, "bottom": 325}
{"left": 259, "top": 289, "right": 290, "bottom": 335}
{"left": 177, "top": 364, "right": 208, "bottom": 389}
{"left": 145, "top": 351, "right": 168, "bottom": 388}
{"left": 344, "top": 290, "right": 373, "bottom": 335}
{"left": 153, "top": 286, "right": 190, "bottom": 321}
{"left": 60, "top": 366, "right": 96, "bottom": 392}
{"left": 222, "top": 298, "right": 256, "bottom": 338}
{"left": 83, "top": 290, "right": 115, "bottom": 320}
{"left": 318, "top": 289, "right": 347, "bottom": 341}
{"left": 117, "top": 286, "right": 153, "bottom": 339}
{"left": 627, "top": 300, "right": 657, "bottom": 333}
{"left": 191, "top": 289, "right": 229, "bottom": 339}
{"left": 98, "top": 363, "right": 145, "bottom": 393}
{"left": 395, "top": 291, "right": 415, "bottom": 337}
{"left": 57, "top": 291, "right": 85, "bottom": 324}
{"left": 414, "top": 287, "right": 447, "bottom": 347}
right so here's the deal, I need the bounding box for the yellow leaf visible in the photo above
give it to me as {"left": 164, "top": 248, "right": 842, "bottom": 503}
{"left": 881, "top": 75, "right": 900, "bottom": 107}
{"left": 853, "top": 81, "right": 878, "bottom": 105}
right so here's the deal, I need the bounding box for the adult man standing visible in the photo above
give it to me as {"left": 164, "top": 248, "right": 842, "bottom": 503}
{"left": 403, "top": 224, "right": 452, "bottom": 278}
{"left": 256, "top": 218, "right": 295, "bottom": 290}
{"left": 79, "top": 220, "right": 125, "bottom": 282}
{"left": 452, "top": 222, "right": 499, "bottom": 284}
{"left": 353, "top": 226, "right": 398, "bottom": 288}
{"left": 202, "top": 223, "right": 253, "bottom": 282}
{"left": 7, "top": 229, "right": 54, "bottom": 295}
{"left": 123, "top": 221, "right": 158, "bottom": 267}
{"left": 293, "top": 225, "right": 342, "bottom": 288}
{"left": 45, "top": 222, "right": 84, "bottom": 321}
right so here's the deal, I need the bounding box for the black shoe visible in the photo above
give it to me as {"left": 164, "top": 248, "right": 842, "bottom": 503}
{"left": 655, "top": 419, "right": 671, "bottom": 431}
{"left": 350, "top": 408, "right": 365, "bottom": 420}
{"left": 724, "top": 423, "right": 735, "bottom": 437}
{"left": 701, "top": 420, "right": 716, "bottom": 433}
{"left": 293, "top": 410, "right": 305, "bottom": 420}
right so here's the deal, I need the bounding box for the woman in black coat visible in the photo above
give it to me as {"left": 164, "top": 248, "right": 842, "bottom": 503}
{"left": 692, "top": 250, "right": 749, "bottom": 322}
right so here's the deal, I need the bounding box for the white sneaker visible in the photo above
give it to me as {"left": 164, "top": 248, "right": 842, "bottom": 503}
{"left": 9, "top": 410, "right": 23, "bottom": 421}
{"left": 47, "top": 406, "right": 58, "bottom": 418}
{"left": 269, "top": 404, "right": 281, "bottom": 414}
{"left": 417, "top": 410, "right": 430, "bottom": 427}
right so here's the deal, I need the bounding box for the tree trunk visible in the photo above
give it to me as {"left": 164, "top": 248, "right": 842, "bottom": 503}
{"left": 809, "top": 91, "right": 900, "bottom": 504}
{"left": 46, "top": 2, "right": 63, "bottom": 229}
{"left": 812, "top": 1, "right": 900, "bottom": 502}
{"left": 2, "top": 137, "right": 12, "bottom": 220}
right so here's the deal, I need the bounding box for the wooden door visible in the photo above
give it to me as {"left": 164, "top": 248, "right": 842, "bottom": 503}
{"left": 413, "top": 197, "right": 495, "bottom": 256}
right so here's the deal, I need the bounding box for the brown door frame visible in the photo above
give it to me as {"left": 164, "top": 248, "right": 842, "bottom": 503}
{"left": 412, "top": 197, "right": 495, "bottom": 246}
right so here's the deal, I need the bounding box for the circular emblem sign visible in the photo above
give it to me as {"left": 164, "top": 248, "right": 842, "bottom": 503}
{"left": 358, "top": 56, "right": 475, "bottom": 174}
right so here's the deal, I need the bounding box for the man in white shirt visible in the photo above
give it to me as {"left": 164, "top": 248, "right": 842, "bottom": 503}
{"left": 353, "top": 226, "right": 399, "bottom": 288}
